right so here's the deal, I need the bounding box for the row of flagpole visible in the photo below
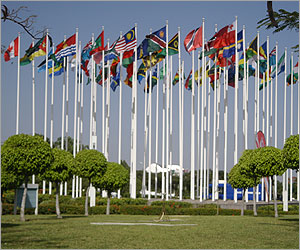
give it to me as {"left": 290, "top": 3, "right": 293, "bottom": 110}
{"left": 7, "top": 19, "right": 299, "bottom": 205}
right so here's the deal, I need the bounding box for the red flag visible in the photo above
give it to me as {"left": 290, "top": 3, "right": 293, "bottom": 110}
{"left": 184, "top": 27, "right": 202, "bottom": 53}
{"left": 4, "top": 37, "right": 19, "bottom": 62}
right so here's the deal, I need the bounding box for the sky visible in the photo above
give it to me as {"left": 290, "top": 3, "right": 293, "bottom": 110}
{"left": 1, "top": 1, "right": 299, "bottom": 181}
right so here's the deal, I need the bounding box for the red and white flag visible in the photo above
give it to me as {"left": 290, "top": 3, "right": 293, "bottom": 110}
{"left": 114, "top": 27, "right": 136, "bottom": 54}
{"left": 4, "top": 37, "right": 19, "bottom": 62}
{"left": 184, "top": 26, "right": 202, "bottom": 53}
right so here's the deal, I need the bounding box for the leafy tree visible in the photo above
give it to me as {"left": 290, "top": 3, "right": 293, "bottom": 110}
{"left": 239, "top": 149, "right": 261, "bottom": 216}
{"left": 251, "top": 146, "right": 286, "bottom": 217}
{"left": 257, "top": 2, "right": 299, "bottom": 51}
{"left": 75, "top": 149, "right": 107, "bottom": 216}
{"left": 228, "top": 163, "right": 256, "bottom": 216}
{"left": 93, "top": 162, "right": 129, "bottom": 215}
{"left": 53, "top": 136, "right": 89, "bottom": 155}
{"left": 1, "top": 134, "right": 53, "bottom": 221}
{"left": 282, "top": 134, "right": 299, "bottom": 171}
{"left": 41, "top": 148, "right": 74, "bottom": 218}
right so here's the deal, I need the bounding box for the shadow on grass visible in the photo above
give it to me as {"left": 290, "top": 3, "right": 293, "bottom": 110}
{"left": 278, "top": 218, "right": 299, "bottom": 222}
{"left": 1, "top": 223, "right": 20, "bottom": 228}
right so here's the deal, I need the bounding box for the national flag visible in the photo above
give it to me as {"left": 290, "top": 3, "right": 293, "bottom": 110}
{"left": 245, "top": 36, "right": 258, "bottom": 61}
{"left": 269, "top": 47, "right": 276, "bottom": 66}
{"left": 20, "top": 35, "right": 49, "bottom": 66}
{"left": 4, "top": 37, "right": 19, "bottom": 62}
{"left": 115, "top": 27, "right": 136, "bottom": 54}
{"left": 144, "top": 68, "right": 158, "bottom": 92}
{"left": 184, "top": 26, "right": 202, "bottom": 53}
{"left": 157, "top": 33, "right": 179, "bottom": 58}
{"left": 124, "top": 62, "right": 134, "bottom": 88}
{"left": 110, "top": 57, "right": 120, "bottom": 77}
{"left": 287, "top": 61, "right": 299, "bottom": 86}
{"left": 81, "top": 39, "right": 92, "bottom": 76}
{"left": 55, "top": 34, "right": 76, "bottom": 61}
{"left": 136, "top": 38, "right": 149, "bottom": 60}
{"left": 185, "top": 70, "right": 192, "bottom": 91}
{"left": 146, "top": 26, "right": 166, "bottom": 53}
{"left": 49, "top": 62, "right": 64, "bottom": 78}
{"left": 96, "top": 64, "right": 108, "bottom": 86}
{"left": 271, "top": 52, "right": 285, "bottom": 78}
{"left": 89, "top": 31, "right": 104, "bottom": 56}
{"left": 172, "top": 69, "right": 180, "bottom": 85}
{"left": 259, "top": 41, "right": 267, "bottom": 60}
{"left": 111, "top": 70, "right": 120, "bottom": 92}
{"left": 223, "top": 30, "right": 243, "bottom": 58}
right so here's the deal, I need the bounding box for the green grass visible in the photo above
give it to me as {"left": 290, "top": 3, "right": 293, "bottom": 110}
{"left": 1, "top": 214, "right": 299, "bottom": 249}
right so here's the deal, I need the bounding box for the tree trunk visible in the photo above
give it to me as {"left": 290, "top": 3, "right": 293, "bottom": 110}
{"left": 253, "top": 185, "right": 257, "bottom": 216}
{"left": 85, "top": 182, "right": 90, "bottom": 216}
{"left": 241, "top": 189, "right": 245, "bottom": 216}
{"left": 20, "top": 182, "right": 28, "bottom": 222}
{"left": 56, "top": 181, "right": 62, "bottom": 219}
{"left": 106, "top": 192, "right": 111, "bottom": 215}
{"left": 272, "top": 176, "right": 278, "bottom": 218}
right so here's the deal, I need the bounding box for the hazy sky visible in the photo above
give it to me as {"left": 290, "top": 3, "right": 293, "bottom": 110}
{"left": 1, "top": 1, "right": 299, "bottom": 176}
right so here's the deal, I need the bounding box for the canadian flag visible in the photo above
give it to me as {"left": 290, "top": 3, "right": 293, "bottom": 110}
{"left": 4, "top": 37, "right": 19, "bottom": 62}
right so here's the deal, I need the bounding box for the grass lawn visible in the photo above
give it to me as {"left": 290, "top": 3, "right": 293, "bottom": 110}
{"left": 1, "top": 214, "right": 299, "bottom": 249}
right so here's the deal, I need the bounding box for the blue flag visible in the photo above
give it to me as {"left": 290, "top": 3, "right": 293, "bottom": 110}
{"left": 223, "top": 30, "right": 243, "bottom": 58}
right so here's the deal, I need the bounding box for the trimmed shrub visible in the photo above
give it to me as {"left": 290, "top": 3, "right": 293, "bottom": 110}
{"left": 151, "top": 201, "right": 193, "bottom": 208}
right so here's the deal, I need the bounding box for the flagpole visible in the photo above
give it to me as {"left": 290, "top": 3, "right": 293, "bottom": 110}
{"left": 162, "top": 59, "right": 166, "bottom": 199}
{"left": 118, "top": 31, "right": 123, "bottom": 199}
{"left": 142, "top": 71, "right": 148, "bottom": 198}
{"left": 290, "top": 52, "right": 294, "bottom": 202}
{"left": 105, "top": 39, "right": 110, "bottom": 159}
{"left": 181, "top": 60, "right": 185, "bottom": 199}
{"left": 197, "top": 50, "right": 200, "bottom": 199}
{"left": 266, "top": 37, "right": 271, "bottom": 202}
{"left": 16, "top": 32, "right": 20, "bottom": 135}
{"left": 31, "top": 39, "right": 36, "bottom": 184}
{"left": 283, "top": 47, "right": 288, "bottom": 211}
{"left": 148, "top": 51, "right": 153, "bottom": 200}
{"left": 166, "top": 20, "right": 170, "bottom": 201}
{"left": 224, "top": 58, "right": 228, "bottom": 201}
{"left": 243, "top": 26, "right": 247, "bottom": 151}
{"left": 155, "top": 62, "right": 159, "bottom": 199}
{"left": 216, "top": 66, "right": 221, "bottom": 199}
{"left": 102, "top": 27, "right": 105, "bottom": 154}
{"left": 65, "top": 38, "right": 70, "bottom": 195}
{"left": 89, "top": 34, "right": 94, "bottom": 151}
{"left": 298, "top": 47, "right": 300, "bottom": 202}
{"left": 77, "top": 42, "right": 82, "bottom": 197}
{"left": 178, "top": 27, "right": 183, "bottom": 201}
{"left": 274, "top": 42, "right": 278, "bottom": 200}
{"left": 43, "top": 30, "right": 49, "bottom": 194}
{"left": 49, "top": 42, "right": 55, "bottom": 195}
{"left": 207, "top": 57, "right": 211, "bottom": 201}
{"left": 79, "top": 68, "right": 84, "bottom": 197}
{"left": 170, "top": 55, "right": 173, "bottom": 199}
{"left": 200, "top": 18, "right": 205, "bottom": 201}
{"left": 190, "top": 49, "right": 195, "bottom": 200}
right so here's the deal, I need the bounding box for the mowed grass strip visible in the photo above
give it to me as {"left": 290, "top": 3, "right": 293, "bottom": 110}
{"left": 1, "top": 214, "right": 299, "bottom": 249}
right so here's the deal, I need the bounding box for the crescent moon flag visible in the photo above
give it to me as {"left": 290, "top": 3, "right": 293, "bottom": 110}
{"left": 115, "top": 27, "right": 136, "bottom": 54}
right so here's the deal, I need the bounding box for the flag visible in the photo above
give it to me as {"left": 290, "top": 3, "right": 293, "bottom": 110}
{"left": 287, "top": 62, "right": 299, "bottom": 86}
{"left": 172, "top": 69, "right": 180, "bottom": 85}
{"left": 259, "top": 41, "right": 267, "bottom": 60}
{"left": 55, "top": 34, "right": 76, "bottom": 61}
{"left": 124, "top": 62, "right": 134, "bottom": 88}
{"left": 89, "top": 31, "right": 104, "bottom": 56}
{"left": 136, "top": 38, "right": 149, "bottom": 59}
{"left": 4, "top": 36, "right": 19, "bottom": 62}
{"left": 157, "top": 33, "right": 179, "bottom": 58}
{"left": 145, "top": 68, "right": 158, "bottom": 92}
{"left": 269, "top": 47, "right": 276, "bottom": 66}
{"left": 115, "top": 27, "right": 136, "bottom": 54}
{"left": 223, "top": 30, "right": 243, "bottom": 58}
{"left": 185, "top": 70, "right": 192, "bottom": 91}
{"left": 271, "top": 52, "right": 285, "bottom": 78}
{"left": 110, "top": 57, "right": 120, "bottom": 77}
{"left": 184, "top": 26, "right": 202, "bottom": 53}
{"left": 146, "top": 26, "right": 166, "bottom": 53}
{"left": 20, "top": 35, "right": 49, "bottom": 66}
{"left": 245, "top": 36, "right": 258, "bottom": 61}
{"left": 49, "top": 63, "right": 64, "bottom": 78}
{"left": 111, "top": 70, "right": 120, "bottom": 92}
{"left": 81, "top": 40, "right": 92, "bottom": 76}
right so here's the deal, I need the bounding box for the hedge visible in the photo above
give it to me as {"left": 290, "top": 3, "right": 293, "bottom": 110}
{"left": 2, "top": 203, "right": 297, "bottom": 216}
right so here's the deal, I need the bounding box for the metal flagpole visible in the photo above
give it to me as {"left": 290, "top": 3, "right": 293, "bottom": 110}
{"left": 204, "top": 54, "right": 208, "bottom": 200}
{"left": 16, "top": 32, "right": 20, "bottom": 135}
{"left": 206, "top": 57, "right": 211, "bottom": 201}
{"left": 43, "top": 30, "right": 49, "bottom": 194}
{"left": 266, "top": 37, "right": 271, "bottom": 202}
{"left": 243, "top": 26, "right": 247, "bottom": 150}
{"left": 89, "top": 34, "right": 94, "bottom": 150}
{"left": 274, "top": 42, "right": 278, "bottom": 200}
{"left": 197, "top": 51, "right": 200, "bottom": 199}
{"left": 190, "top": 50, "right": 195, "bottom": 200}
{"left": 32, "top": 39, "right": 36, "bottom": 184}
{"left": 105, "top": 39, "right": 110, "bottom": 159}
{"left": 283, "top": 47, "right": 288, "bottom": 211}
{"left": 166, "top": 20, "right": 170, "bottom": 201}
{"left": 73, "top": 28, "right": 79, "bottom": 198}
{"left": 178, "top": 26, "right": 183, "bottom": 200}
{"left": 118, "top": 32, "right": 123, "bottom": 199}
{"left": 181, "top": 60, "right": 185, "bottom": 199}
{"left": 200, "top": 18, "right": 205, "bottom": 201}
{"left": 290, "top": 53, "right": 294, "bottom": 201}
{"left": 142, "top": 71, "right": 148, "bottom": 198}
{"left": 224, "top": 58, "right": 228, "bottom": 201}
{"left": 162, "top": 59, "right": 166, "bottom": 199}
{"left": 79, "top": 67, "right": 84, "bottom": 198}
{"left": 77, "top": 42, "right": 82, "bottom": 197}
{"left": 170, "top": 56, "right": 173, "bottom": 199}
{"left": 49, "top": 42, "right": 55, "bottom": 195}
{"left": 65, "top": 38, "right": 70, "bottom": 195}
{"left": 155, "top": 62, "right": 160, "bottom": 198}
{"left": 216, "top": 66, "right": 221, "bottom": 199}
{"left": 148, "top": 53, "right": 153, "bottom": 200}
{"left": 102, "top": 27, "right": 105, "bottom": 154}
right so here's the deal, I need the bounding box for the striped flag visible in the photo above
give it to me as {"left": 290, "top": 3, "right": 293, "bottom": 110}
{"left": 184, "top": 26, "right": 202, "bottom": 53}
{"left": 115, "top": 27, "right": 136, "bottom": 54}
{"left": 4, "top": 36, "right": 19, "bottom": 62}
{"left": 55, "top": 34, "right": 76, "bottom": 61}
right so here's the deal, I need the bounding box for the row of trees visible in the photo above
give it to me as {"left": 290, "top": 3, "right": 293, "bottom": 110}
{"left": 228, "top": 134, "right": 299, "bottom": 217}
{"left": 1, "top": 134, "right": 129, "bottom": 221}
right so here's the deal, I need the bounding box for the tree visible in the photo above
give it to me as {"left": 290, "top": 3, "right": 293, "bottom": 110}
{"left": 228, "top": 163, "right": 256, "bottom": 216}
{"left": 1, "top": 134, "right": 53, "bottom": 221}
{"left": 252, "top": 146, "right": 286, "bottom": 217}
{"left": 93, "top": 162, "right": 129, "bottom": 215}
{"left": 257, "top": 1, "right": 299, "bottom": 51}
{"left": 282, "top": 134, "right": 299, "bottom": 171}
{"left": 238, "top": 149, "right": 261, "bottom": 216}
{"left": 41, "top": 148, "right": 74, "bottom": 218}
{"left": 74, "top": 149, "right": 107, "bottom": 216}
{"left": 53, "top": 136, "right": 89, "bottom": 155}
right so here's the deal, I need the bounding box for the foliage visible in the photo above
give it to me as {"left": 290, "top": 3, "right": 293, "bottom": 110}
{"left": 1, "top": 164, "right": 22, "bottom": 192}
{"left": 95, "top": 197, "right": 147, "bottom": 206}
{"left": 2, "top": 134, "right": 54, "bottom": 182}
{"left": 151, "top": 200, "right": 193, "bottom": 208}
{"left": 282, "top": 134, "right": 299, "bottom": 171}
{"left": 74, "top": 149, "right": 107, "bottom": 181}
{"left": 53, "top": 136, "right": 89, "bottom": 155}
{"left": 228, "top": 163, "right": 256, "bottom": 189}
{"left": 93, "top": 162, "right": 129, "bottom": 195}
{"left": 41, "top": 148, "right": 74, "bottom": 183}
